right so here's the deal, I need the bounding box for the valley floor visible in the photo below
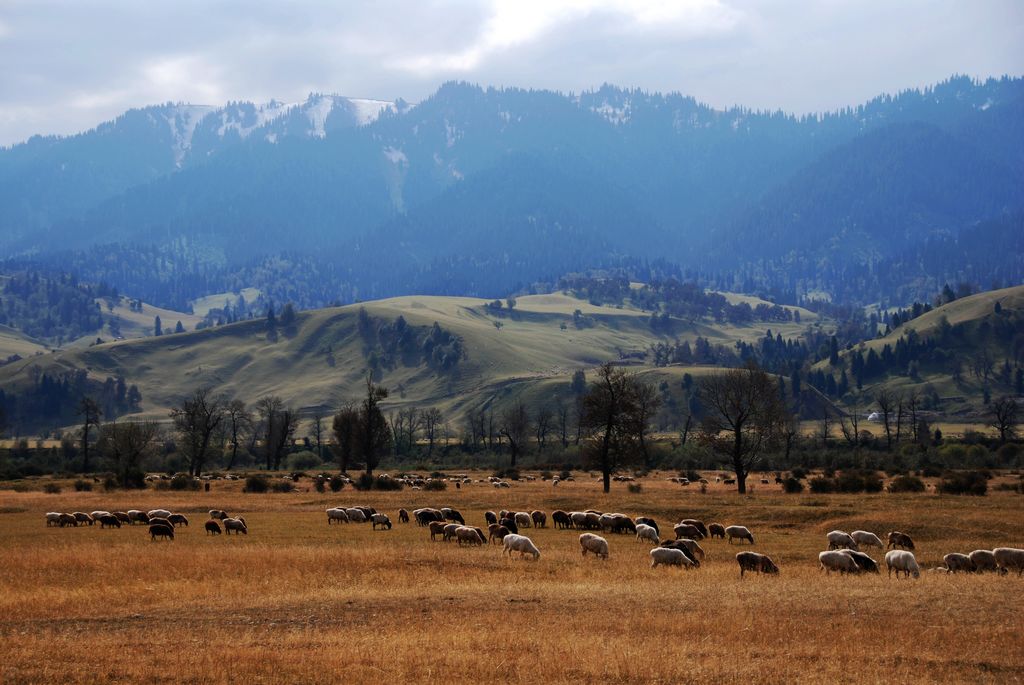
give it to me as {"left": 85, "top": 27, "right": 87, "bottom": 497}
{"left": 1, "top": 476, "right": 1022, "bottom": 683}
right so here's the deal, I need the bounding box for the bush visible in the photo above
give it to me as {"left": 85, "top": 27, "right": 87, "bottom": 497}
{"left": 423, "top": 479, "right": 447, "bottom": 491}
{"left": 314, "top": 477, "right": 326, "bottom": 493}
{"left": 809, "top": 477, "right": 835, "bottom": 493}
{"left": 373, "top": 475, "right": 404, "bottom": 491}
{"left": 627, "top": 483, "right": 642, "bottom": 494}
{"left": 287, "top": 451, "right": 322, "bottom": 472}
{"left": 329, "top": 477, "right": 345, "bottom": 492}
{"left": 244, "top": 475, "right": 270, "bottom": 493}
{"left": 495, "top": 468, "right": 520, "bottom": 481}
{"left": 271, "top": 480, "right": 294, "bottom": 493}
{"left": 73, "top": 479, "right": 92, "bottom": 492}
{"left": 169, "top": 474, "right": 200, "bottom": 491}
{"left": 997, "top": 443, "right": 1021, "bottom": 464}
{"left": 790, "top": 467, "right": 808, "bottom": 480}
{"left": 42, "top": 483, "right": 61, "bottom": 494}
{"left": 888, "top": 475, "right": 926, "bottom": 493}
{"left": 782, "top": 477, "right": 804, "bottom": 494}
{"left": 937, "top": 471, "right": 988, "bottom": 496}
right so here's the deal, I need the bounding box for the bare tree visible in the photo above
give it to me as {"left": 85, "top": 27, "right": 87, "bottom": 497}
{"left": 534, "top": 405, "right": 553, "bottom": 452}
{"left": 875, "top": 390, "right": 896, "bottom": 450}
{"left": 818, "top": 409, "right": 833, "bottom": 448}
{"left": 500, "top": 401, "right": 530, "bottom": 467}
{"left": 420, "top": 407, "right": 443, "bottom": 457}
{"left": 355, "top": 375, "right": 391, "bottom": 479}
{"left": 555, "top": 400, "right": 570, "bottom": 448}
{"left": 989, "top": 396, "right": 1019, "bottom": 443}
{"left": 97, "top": 420, "right": 160, "bottom": 488}
{"left": 906, "top": 389, "right": 921, "bottom": 443}
{"left": 224, "top": 399, "right": 252, "bottom": 470}
{"left": 582, "top": 363, "right": 652, "bottom": 493}
{"left": 331, "top": 403, "right": 358, "bottom": 473}
{"left": 698, "top": 365, "right": 790, "bottom": 494}
{"left": 894, "top": 393, "right": 906, "bottom": 444}
{"left": 76, "top": 397, "right": 101, "bottom": 473}
{"left": 630, "top": 381, "right": 661, "bottom": 467}
{"left": 169, "top": 387, "right": 225, "bottom": 476}
{"left": 839, "top": 396, "right": 862, "bottom": 448}
{"left": 255, "top": 396, "right": 297, "bottom": 470}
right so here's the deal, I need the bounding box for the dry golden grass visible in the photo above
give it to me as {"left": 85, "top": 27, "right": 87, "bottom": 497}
{"left": 1, "top": 475, "right": 1022, "bottom": 684}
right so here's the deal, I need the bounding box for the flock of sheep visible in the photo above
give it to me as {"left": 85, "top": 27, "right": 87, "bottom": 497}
{"left": 44, "top": 508, "right": 248, "bottom": 540}
{"left": 44, "top": 504, "right": 1024, "bottom": 578}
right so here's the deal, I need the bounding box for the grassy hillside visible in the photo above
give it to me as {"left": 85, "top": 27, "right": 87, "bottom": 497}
{"left": 0, "top": 324, "right": 49, "bottom": 360}
{"left": 0, "top": 291, "right": 817, "bottom": 430}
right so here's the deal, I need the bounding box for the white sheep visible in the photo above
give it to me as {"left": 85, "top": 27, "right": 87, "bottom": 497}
{"left": 725, "top": 525, "right": 755, "bottom": 544}
{"left": 502, "top": 533, "right": 540, "bottom": 560}
{"left": 371, "top": 513, "right": 392, "bottom": 530}
{"left": 819, "top": 550, "right": 859, "bottom": 574}
{"left": 650, "top": 547, "right": 694, "bottom": 569}
{"left": 968, "top": 549, "right": 1003, "bottom": 573}
{"left": 850, "top": 530, "right": 884, "bottom": 549}
{"left": 147, "top": 509, "right": 171, "bottom": 519}
{"left": 635, "top": 523, "right": 659, "bottom": 545}
{"left": 345, "top": 508, "right": 367, "bottom": 523}
{"left": 579, "top": 533, "right": 609, "bottom": 559}
{"left": 570, "top": 512, "right": 588, "bottom": 529}
{"left": 943, "top": 553, "right": 975, "bottom": 573}
{"left": 443, "top": 523, "right": 461, "bottom": 541}
{"left": 90, "top": 510, "right": 111, "bottom": 521}
{"left": 515, "top": 512, "right": 532, "bottom": 529}
{"left": 45, "top": 512, "right": 61, "bottom": 527}
{"left": 885, "top": 550, "right": 920, "bottom": 579}
{"left": 224, "top": 517, "right": 248, "bottom": 535}
{"left": 993, "top": 547, "right": 1024, "bottom": 576}
{"left": 673, "top": 538, "right": 706, "bottom": 561}
{"left": 326, "top": 508, "right": 349, "bottom": 524}
{"left": 209, "top": 509, "right": 229, "bottom": 520}
{"left": 826, "top": 530, "right": 858, "bottom": 550}
{"left": 455, "top": 526, "right": 485, "bottom": 545}
{"left": 127, "top": 510, "right": 148, "bottom": 524}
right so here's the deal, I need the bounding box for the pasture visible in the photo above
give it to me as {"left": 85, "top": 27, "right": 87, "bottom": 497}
{"left": 1, "top": 474, "right": 1022, "bottom": 684}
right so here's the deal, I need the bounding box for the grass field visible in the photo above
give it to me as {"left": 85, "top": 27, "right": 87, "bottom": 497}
{"left": 1, "top": 474, "right": 1021, "bottom": 683}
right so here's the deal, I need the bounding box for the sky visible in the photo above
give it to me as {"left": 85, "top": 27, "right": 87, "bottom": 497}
{"left": 1, "top": 0, "right": 1022, "bottom": 146}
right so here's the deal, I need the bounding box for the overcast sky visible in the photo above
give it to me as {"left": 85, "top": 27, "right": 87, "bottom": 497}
{"left": 1, "top": 0, "right": 1021, "bottom": 146}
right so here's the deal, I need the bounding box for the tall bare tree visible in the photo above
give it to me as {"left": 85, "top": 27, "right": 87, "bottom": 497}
{"left": 312, "top": 412, "right": 326, "bottom": 461}
{"left": 97, "top": 420, "right": 160, "bottom": 488}
{"left": 698, "top": 364, "right": 789, "bottom": 494}
{"left": 582, "top": 363, "right": 653, "bottom": 493}
{"left": 839, "top": 396, "right": 862, "bottom": 448}
{"left": 169, "top": 387, "right": 225, "bottom": 476}
{"left": 255, "top": 396, "right": 296, "bottom": 470}
{"left": 355, "top": 375, "right": 391, "bottom": 479}
{"left": 630, "top": 381, "right": 661, "bottom": 467}
{"left": 989, "top": 396, "right": 1019, "bottom": 443}
{"left": 76, "top": 397, "right": 101, "bottom": 473}
{"left": 420, "top": 407, "right": 443, "bottom": 457}
{"left": 331, "top": 403, "right": 358, "bottom": 473}
{"left": 555, "top": 400, "right": 570, "bottom": 448}
{"left": 875, "top": 390, "right": 896, "bottom": 450}
{"left": 500, "top": 401, "right": 530, "bottom": 467}
{"left": 534, "top": 405, "right": 554, "bottom": 452}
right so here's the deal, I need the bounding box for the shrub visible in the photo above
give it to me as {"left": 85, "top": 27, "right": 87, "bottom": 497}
{"left": 329, "top": 477, "right": 345, "bottom": 492}
{"left": 373, "top": 476, "right": 404, "bottom": 491}
{"left": 495, "top": 468, "right": 520, "bottom": 481}
{"left": 42, "top": 483, "right": 61, "bottom": 494}
{"left": 627, "top": 483, "right": 642, "bottom": 494}
{"left": 314, "top": 477, "right": 326, "bottom": 493}
{"left": 73, "top": 479, "right": 92, "bottom": 492}
{"left": 888, "top": 475, "right": 926, "bottom": 493}
{"left": 782, "top": 477, "right": 804, "bottom": 494}
{"left": 809, "top": 477, "right": 835, "bottom": 493}
{"left": 102, "top": 476, "right": 118, "bottom": 491}
{"left": 423, "top": 479, "right": 447, "bottom": 491}
{"left": 790, "top": 467, "right": 808, "bottom": 480}
{"left": 937, "top": 471, "right": 988, "bottom": 496}
{"left": 559, "top": 470, "right": 572, "bottom": 481}
{"left": 997, "top": 443, "right": 1021, "bottom": 464}
{"left": 287, "top": 451, "right": 322, "bottom": 472}
{"left": 244, "top": 475, "right": 270, "bottom": 493}
{"left": 271, "top": 480, "right": 295, "bottom": 493}
{"left": 169, "top": 474, "right": 200, "bottom": 491}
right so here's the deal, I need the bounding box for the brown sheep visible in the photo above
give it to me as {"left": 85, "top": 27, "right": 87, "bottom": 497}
{"left": 73, "top": 512, "right": 94, "bottom": 526}
{"left": 708, "top": 523, "right": 726, "bottom": 539}
{"left": 398, "top": 508, "right": 409, "bottom": 524}
{"left": 488, "top": 524, "right": 511, "bottom": 544}
{"left": 736, "top": 551, "right": 779, "bottom": 578}
{"left": 887, "top": 531, "right": 915, "bottom": 550}
{"left": 113, "top": 512, "right": 131, "bottom": 524}
{"left": 98, "top": 514, "right": 122, "bottom": 529}
{"left": 149, "top": 523, "right": 175, "bottom": 541}
{"left": 168, "top": 513, "right": 189, "bottom": 527}
{"left": 429, "top": 520, "right": 448, "bottom": 541}
{"left": 58, "top": 513, "right": 78, "bottom": 527}
{"left": 680, "top": 519, "right": 709, "bottom": 538}
{"left": 205, "top": 520, "right": 222, "bottom": 535}
{"left": 531, "top": 510, "right": 547, "bottom": 528}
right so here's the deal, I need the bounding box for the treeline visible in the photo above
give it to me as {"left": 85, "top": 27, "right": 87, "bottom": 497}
{"left": 0, "top": 271, "right": 116, "bottom": 344}
{"left": 357, "top": 309, "right": 465, "bottom": 373}
{"left": 0, "top": 368, "right": 141, "bottom": 435}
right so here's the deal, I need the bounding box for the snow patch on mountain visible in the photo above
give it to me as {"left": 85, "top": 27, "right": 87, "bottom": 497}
{"left": 306, "top": 96, "right": 336, "bottom": 138}
{"left": 350, "top": 99, "right": 396, "bottom": 125}
{"left": 166, "top": 105, "right": 217, "bottom": 167}
{"left": 217, "top": 100, "right": 297, "bottom": 139}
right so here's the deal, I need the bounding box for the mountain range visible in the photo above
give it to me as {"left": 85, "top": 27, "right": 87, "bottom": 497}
{"left": 1, "top": 75, "right": 1022, "bottom": 309}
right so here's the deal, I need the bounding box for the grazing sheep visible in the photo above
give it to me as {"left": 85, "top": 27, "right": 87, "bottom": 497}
{"left": 993, "top": 547, "right": 1024, "bottom": 576}
{"left": 147, "top": 509, "right": 172, "bottom": 520}
{"left": 579, "top": 533, "right": 609, "bottom": 559}
{"left": 570, "top": 512, "right": 588, "bottom": 529}
{"left": 819, "top": 550, "right": 860, "bottom": 574}
{"left": 45, "top": 512, "right": 61, "bottom": 527}
{"left": 98, "top": 514, "right": 122, "bottom": 529}
{"left": 515, "top": 512, "right": 532, "bottom": 529}
{"left": 414, "top": 508, "right": 444, "bottom": 526}
{"left": 488, "top": 524, "right": 511, "bottom": 544}
{"left": 224, "top": 517, "right": 248, "bottom": 535}
{"left": 650, "top": 547, "right": 694, "bottom": 569}
{"left": 887, "top": 531, "right": 915, "bottom": 550}
{"left": 326, "top": 508, "right": 349, "bottom": 524}
{"left": 885, "top": 550, "right": 921, "bottom": 579}
{"left": 73, "top": 512, "right": 94, "bottom": 526}
{"left": 736, "top": 552, "right": 779, "bottom": 578}
{"left": 840, "top": 550, "right": 880, "bottom": 574}
{"left": 354, "top": 506, "right": 376, "bottom": 519}
{"left": 599, "top": 513, "right": 617, "bottom": 531}
{"left": 442, "top": 508, "right": 465, "bottom": 525}
{"left": 149, "top": 523, "right": 174, "bottom": 541}
{"left": 673, "top": 523, "right": 703, "bottom": 540}
{"left": 708, "top": 523, "right": 726, "bottom": 539}
{"left": 968, "top": 549, "right": 1003, "bottom": 574}
{"left": 943, "top": 553, "right": 975, "bottom": 574}
{"left": 443, "top": 523, "right": 461, "bottom": 542}
{"left": 127, "top": 510, "right": 149, "bottom": 525}
{"left": 398, "top": 508, "right": 410, "bottom": 524}
{"left": 502, "top": 534, "right": 541, "bottom": 560}
{"left": 90, "top": 510, "right": 111, "bottom": 521}
{"left": 456, "top": 526, "right": 486, "bottom": 545}
{"left": 725, "top": 525, "right": 755, "bottom": 544}
{"left": 168, "top": 514, "right": 189, "bottom": 527}
{"left": 371, "top": 514, "right": 393, "bottom": 530}
{"left": 113, "top": 512, "right": 130, "bottom": 524}
{"left": 635, "top": 517, "right": 659, "bottom": 536}
{"left": 429, "top": 521, "right": 448, "bottom": 541}
{"left": 826, "top": 530, "right": 858, "bottom": 551}
{"left": 531, "top": 510, "right": 547, "bottom": 528}
{"left": 552, "top": 510, "right": 571, "bottom": 529}
{"left": 58, "top": 513, "right": 78, "bottom": 527}
{"left": 208, "top": 509, "right": 229, "bottom": 520}
{"left": 485, "top": 511, "right": 498, "bottom": 526}
{"left": 662, "top": 539, "right": 704, "bottom": 563}
{"left": 584, "top": 512, "right": 602, "bottom": 530}
{"left": 499, "top": 518, "right": 519, "bottom": 535}
{"left": 344, "top": 508, "right": 367, "bottom": 523}
{"left": 851, "top": 530, "right": 884, "bottom": 549}
{"left": 610, "top": 515, "right": 636, "bottom": 534}
{"left": 205, "top": 520, "right": 222, "bottom": 535}
{"left": 636, "top": 523, "right": 660, "bottom": 545}
{"left": 680, "top": 519, "right": 709, "bottom": 538}
{"left": 148, "top": 517, "right": 172, "bottom": 529}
